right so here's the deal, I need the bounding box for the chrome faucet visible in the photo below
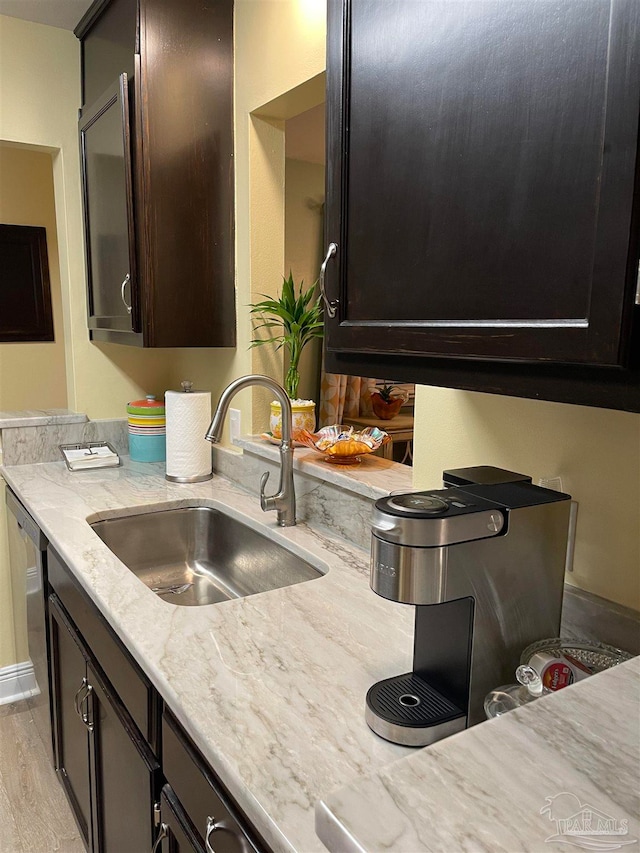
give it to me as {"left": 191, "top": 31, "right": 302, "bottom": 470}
{"left": 205, "top": 375, "right": 296, "bottom": 527}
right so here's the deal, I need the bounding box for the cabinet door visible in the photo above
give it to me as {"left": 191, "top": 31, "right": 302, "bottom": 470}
{"left": 49, "top": 595, "right": 93, "bottom": 850}
{"left": 325, "top": 0, "right": 640, "bottom": 368}
{"left": 88, "top": 662, "right": 161, "bottom": 853}
{"left": 79, "top": 73, "right": 139, "bottom": 341}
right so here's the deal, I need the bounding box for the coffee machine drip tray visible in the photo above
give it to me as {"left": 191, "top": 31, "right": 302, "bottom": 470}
{"left": 366, "top": 673, "right": 467, "bottom": 747}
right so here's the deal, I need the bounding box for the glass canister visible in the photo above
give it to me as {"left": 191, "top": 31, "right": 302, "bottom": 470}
{"left": 127, "top": 395, "right": 166, "bottom": 462}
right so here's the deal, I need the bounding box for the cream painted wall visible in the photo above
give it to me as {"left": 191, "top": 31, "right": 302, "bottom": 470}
{"left": 177, "top": 0, "right": 327, "bottom": 438}
{"left": 412, "top": 387, "right": 640, "bottom": 611}
{"left": 0, "top": 14, "right": 177, "bottom": 419}
{"left": 284, "top": 157, "right": 325, "bottom": 404}
{"left": 0, "top": 144, "right": 69, "bottom": 670}
{"left": 0, "top": 145, "right": 68, "bottom": 410}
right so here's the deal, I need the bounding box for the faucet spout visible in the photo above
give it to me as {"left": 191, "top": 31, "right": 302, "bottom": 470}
{"left": 205, "top": 375, "right": 296, "bottom": 527}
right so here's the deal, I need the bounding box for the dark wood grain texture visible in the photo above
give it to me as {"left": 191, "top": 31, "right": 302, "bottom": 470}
{"left": 48, "top": 546, "right": 160, "bottom": 752}
{"left": 89, "top": 661, "right": 160, "bottom": 853}
{"left": 79, "top": 75, "right": 140, "bottom": 339}
{"left": 78, "top": 0, "right": 136, "bottom": 107}
{"left": 78, "top": 0, "right": 235, "bottom": 347}
{"left": 48, "top": 594, "right": 93, "bottom": 850}
{"left": 160, "top": 785, "right": 205, "bottom": 853}
{"left": 48, "top": 556, "right": 162, "bottom": 853}
{"left": 162, "top": 710, "right": 269, "bottom": 853}
{"left": 325, "top": 0, "right": 640, "bottom": 407}
{"left": 325, "top": 344, "right": 640, "bottom": 411}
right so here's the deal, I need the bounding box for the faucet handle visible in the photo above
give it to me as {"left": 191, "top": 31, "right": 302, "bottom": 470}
{"left": 260, "top": 471, "right": 275, "bottom": 512}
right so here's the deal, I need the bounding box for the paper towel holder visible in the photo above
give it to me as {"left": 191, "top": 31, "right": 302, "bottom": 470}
{"left": 165, "top": 380, "right": 214, "bottom": 484}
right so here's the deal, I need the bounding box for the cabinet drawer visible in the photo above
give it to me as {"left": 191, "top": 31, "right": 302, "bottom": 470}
{"left": 162, "top": 710, "right": 268, "bottom": 853}
{"left": 159, "top": 784, "right": 204, "bottom": 853}
{"left": 48, "top": 546, "right": 158, "bottom": 751}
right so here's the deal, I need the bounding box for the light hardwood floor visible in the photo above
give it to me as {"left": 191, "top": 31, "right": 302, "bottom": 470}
{"left": 0, "top": 701, "right": 85, "bottom": 853}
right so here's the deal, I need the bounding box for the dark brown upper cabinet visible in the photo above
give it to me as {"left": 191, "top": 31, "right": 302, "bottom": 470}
{"left": 0, "top": 224, "right": 54, "bottom": 343}
{"left": 80, "top": 75, "right": 138, "bottom": 338}
{"left": 324, "top": 0, "right": 640, "bottom": 411}
{"left": 76, "top": 0, "right": 235, "bottom": 347}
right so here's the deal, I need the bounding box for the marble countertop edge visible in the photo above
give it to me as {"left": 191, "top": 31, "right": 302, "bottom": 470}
{"left": 0, "top": 409, "right": 88, "bottom": 429}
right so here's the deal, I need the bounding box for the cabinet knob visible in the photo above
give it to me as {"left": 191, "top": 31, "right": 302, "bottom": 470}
{"left": 320, "top": 243, "right": 339, "bottom": 318}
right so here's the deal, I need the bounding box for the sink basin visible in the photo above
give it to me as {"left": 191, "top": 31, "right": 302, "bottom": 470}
{"left": 90, "top": 506, "right": 323, "bottom": 605}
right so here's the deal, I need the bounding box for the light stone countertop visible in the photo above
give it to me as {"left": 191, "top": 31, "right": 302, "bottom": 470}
{"left": 1, "top": 457, "right": 414, "bottom": 853}
{"left": 317, "top": 656, "right": 640, "bottom": 852}
{"left": 3, "top": 457, "right": 638, "bottom": 853}
{"left": 0, "top": 409, "right": 88, "bottom": 429}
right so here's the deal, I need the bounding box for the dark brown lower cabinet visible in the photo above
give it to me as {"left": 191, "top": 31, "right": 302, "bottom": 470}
{"left": 157, "top": 785, "right": 205, "bottom": 853}
{"left": 49, "top": 595, "right": 93, "bottom": 848}
{"left": 162, "top": 710, "right": 267, "bottom": 853}
{"left": 46, "top": 546, "right": 270, "bottom": 853}
{"left": 49, "top": 593, "right": 161, "bottom": 852}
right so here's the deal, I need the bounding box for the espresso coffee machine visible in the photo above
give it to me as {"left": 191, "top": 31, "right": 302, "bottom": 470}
{"left": 366, "top": 466, "right": 571, "bottom": 746}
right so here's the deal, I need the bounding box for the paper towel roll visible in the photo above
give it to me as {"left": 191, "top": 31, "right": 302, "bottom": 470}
{"left": 165, "top": 388, "right": 213, "bottom": 482}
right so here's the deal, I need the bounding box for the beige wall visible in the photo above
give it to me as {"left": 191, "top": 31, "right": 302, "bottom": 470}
{"left": 0, "top": 14, "right": 177, "bottom": 418}
{"left": 284, "top": 157, "right": 325, "bottom": 403}
{"left": 0, "top": 143, "right": 69, "bottom": 669}
{"left": 0, "top": 145, "right": 68, "bottom": 410}
{"left": 412, "top": 387, "right": 640, "bottom": 611}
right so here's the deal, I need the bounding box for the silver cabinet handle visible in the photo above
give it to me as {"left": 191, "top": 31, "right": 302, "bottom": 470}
{"left": 151, "top": 823, "right": 168, "bottom": 853}
{"left": 205, "top": 816, "right": 218, "bottom": 853}
{"left": 80, "top": 683, "right": 94, "bottom": 733}
{"left": 74, "top": 679, "right": 88, "bottom": 717}
{"left": 205, "top": 815, "right": 252, "bottom": 853}
{"left": 319, "top": 243, "right": 338, "bottom": 318}
{"left": 120, "top": 273, "right": 132, "bottom": 314}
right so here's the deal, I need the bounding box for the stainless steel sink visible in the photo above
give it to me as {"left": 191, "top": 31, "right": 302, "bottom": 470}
{"left": 90, "top": 506, "right": 322, "bottom": 606}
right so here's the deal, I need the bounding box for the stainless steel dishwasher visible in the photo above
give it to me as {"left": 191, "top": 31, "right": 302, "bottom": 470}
{"left": 5, "top": 486, "right": 53, "bottom": 761}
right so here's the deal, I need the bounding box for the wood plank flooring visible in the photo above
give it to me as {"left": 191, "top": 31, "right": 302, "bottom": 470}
{"left": 0, "top": 701, "right": 85, "bottom": 853}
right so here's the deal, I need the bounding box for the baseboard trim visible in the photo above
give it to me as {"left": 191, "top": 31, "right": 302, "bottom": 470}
{"left": 0, "top": 660, "right": 40, "bottom": 705}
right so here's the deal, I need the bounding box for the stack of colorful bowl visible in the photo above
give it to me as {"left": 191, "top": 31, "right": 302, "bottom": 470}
{"left": 127, "top": 395, "right": 166, "bottom": 462}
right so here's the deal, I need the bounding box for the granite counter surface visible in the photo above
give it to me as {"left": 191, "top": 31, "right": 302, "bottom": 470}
{"left": 317, "top": 656, "right": 640, "bottom": 852}
{"left": 1, "top": 457, "right": 414, "bottom": 853}
{"left": 3, "top": 458, "right": 638, "bottom": 853}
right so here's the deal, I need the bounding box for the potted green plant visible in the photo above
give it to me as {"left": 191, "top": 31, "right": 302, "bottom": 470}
{"left": 249, "top": 271, "right": 323, "bottom": 438}
{"left": 371, "top": 384, "right": 408, "bottom": 420}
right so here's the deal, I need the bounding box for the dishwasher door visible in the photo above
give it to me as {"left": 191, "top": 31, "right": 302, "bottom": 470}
{"left": 5, "top": 486, "right": 53, "bottom": 761}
